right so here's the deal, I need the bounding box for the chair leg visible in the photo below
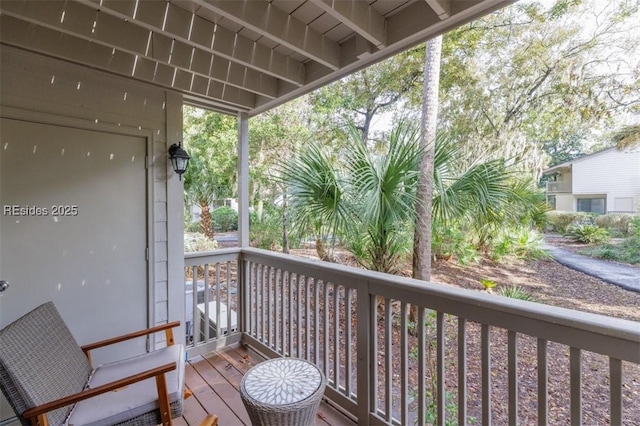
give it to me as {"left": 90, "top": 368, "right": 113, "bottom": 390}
{"left": 155, "top": 374, "right": 173, "bottom": 426}
{"left": 199, "top": 414, "right": 218, "bottom": 426}
{"left": 32, "top": 414, "right": 49, "bottom": 426}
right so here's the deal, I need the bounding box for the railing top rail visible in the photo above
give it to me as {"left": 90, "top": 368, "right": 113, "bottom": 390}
{"left": 240, "top": 248, "right": 640, "bottom": 361}
{"left": 184, "top": 248, "right": 241, "bottom": 267}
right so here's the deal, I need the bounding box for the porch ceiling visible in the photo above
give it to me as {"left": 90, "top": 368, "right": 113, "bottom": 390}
{"left": 0, "top": 0, "right": 514, "bottom": 116}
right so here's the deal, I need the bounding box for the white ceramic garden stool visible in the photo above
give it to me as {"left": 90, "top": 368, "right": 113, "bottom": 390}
{"left": 240, "top": 358, "right": 327, "bottom": 426}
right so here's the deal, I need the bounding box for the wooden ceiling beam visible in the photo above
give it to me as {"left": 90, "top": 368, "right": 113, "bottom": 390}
{"left": 307, "top": 0, "right": 387, "bottom": 48}
{"left": 0, "top": 13, "right": 256, "bottom": 111}
{"left": 194, "top": 0, "right": 341, "bottom": 70}
{"left": 424, "top": 0, "right": 451, "bottom": 19}
{"left": 0, "top": 0, "right": 276, "bottom": 99}
{"left": 75, "top": 0, "right": 306, "bottom": 87}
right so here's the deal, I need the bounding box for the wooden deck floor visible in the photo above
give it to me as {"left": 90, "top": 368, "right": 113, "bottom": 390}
{"left": 177, "top": 344, "right": 357, "bottom": 426}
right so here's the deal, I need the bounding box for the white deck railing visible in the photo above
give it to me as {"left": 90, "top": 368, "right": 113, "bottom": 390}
{"left": 185, "top": 248, "right": 640, "bottom": 425}
{"left": 547, "top": 181, "right": 572, "bottom": 193}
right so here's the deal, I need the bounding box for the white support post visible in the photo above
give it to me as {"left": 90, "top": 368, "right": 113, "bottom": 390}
{"left": 238, "top": 112, "right": 250, "bottom": 248}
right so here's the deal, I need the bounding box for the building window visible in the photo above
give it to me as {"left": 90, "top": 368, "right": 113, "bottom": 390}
{"left": 547, "top": 195, "right": 556, "bottom": 210}
{"left": 577, "top": 198, "right": 605, "bottom": 214}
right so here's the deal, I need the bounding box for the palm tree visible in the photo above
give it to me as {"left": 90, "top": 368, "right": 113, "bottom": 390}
{"left": 280, "top": 121, "right": 539, "bottom": 274}
{"left": 276, "top": 141, "right": 349, "bottom": 261}
{"left": 344, "top": 123, "right": 421, "bottom": 273}
{"left": 279, "top": 122, "right": 421, "bottom": 272}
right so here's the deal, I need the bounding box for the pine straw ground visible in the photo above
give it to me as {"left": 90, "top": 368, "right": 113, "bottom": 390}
{"left": 287, "top": 240, "right": 640, "bottom": 425}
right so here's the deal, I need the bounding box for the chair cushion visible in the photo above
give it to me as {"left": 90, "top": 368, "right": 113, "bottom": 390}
{"left": 67, "top": 344, "right": 185, "bottom": 426}
{"left": 0, "top": 302, "right": 91, "bottom": 426}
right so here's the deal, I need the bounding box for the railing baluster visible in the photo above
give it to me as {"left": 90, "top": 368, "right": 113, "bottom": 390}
{"left": 570, "top": 347, "right": 582, "bottom": 426}
{"left": 384, "top": 298, "right": 392, "bottom": 422}
{"left": 436, "top": 311, "right": 445, "bottom": 426}
{"left": 298, "top": 274, "right": 303, "bottom": 358}
{"left": 263, "top": 265, "right": 268, "bottom": 343}
{"left": 334, "top": 284, "right": 340, "bottom": 388}
{"left": 482, "top": 324, "right": 491, "bottom": 426}
{"left": 288, "top": 271, "right": 294, "bottom": 357}
{"left": 266, "top": 266, "right": 272, "bottom": 347}
{"left": 323, "top": 281, "right": 330, "bottom": 375}
{"left": 345, "top": 287, "right": 353, "bottom": 398}
{"left": 215, "top": 262, "right": 221, "bottom": 339}
{"left": 191, "top": 266, "right": 199, "bottom": 344}
{"left": 508, "top": 331, "right": 518, "bottom": 425}
{"left": 537, "top": 338, "right": 548, "bottom": 426}
{"left": 204, "top": 264, "right": 210, "bottom": 341}
{"left": 370, "top": 292, "right": 378, "bottom": 414}
{"left": 418, "top": 307, "right": 426, "bottom": 426}
{"left": 356, "top": 280, "right": 372, "bottom": 424}
{"left": 458, "top": 318, "right": 467, "bottom": 425}
{"left": 315, "top": 280, "right": 321, "bottom": 364}
{"left": 252, "top": 262, "right": 257, "bottom": 337}
{"left": 306, "top": 276, "right": 312, "bottom": 360}
{"left": 226, "top": 261, "right": 232, "bottom": 336}
{"left": 281, "top": 270, "right": 286, "bottom": 354}
{"left": 400, "top": 302, "right": 408, "bottom": 426}
{"left": 610, "top": 358, "right": 622, "bottom": 425}
{"left": 274, "top": 268, "right": 281, "bottom": 352}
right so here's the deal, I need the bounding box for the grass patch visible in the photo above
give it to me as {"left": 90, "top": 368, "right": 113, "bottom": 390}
{"left": 580, "top": 237, "right": 640, "bottom": 265}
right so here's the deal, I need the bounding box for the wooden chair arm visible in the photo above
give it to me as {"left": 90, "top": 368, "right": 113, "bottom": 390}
{"left": 23, "top": 362, "right": 177, "bottom": 421}
{"left": 82, "top": 321, "right": 181, "bottom": 357}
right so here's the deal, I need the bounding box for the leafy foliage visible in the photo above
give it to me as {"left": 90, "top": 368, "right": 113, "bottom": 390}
{"left": 567, "top": 224, "right": 611, "bottom": 244}
{"left": 250, "top": 205, "right": 290, "bottom": 251}
{"left": 546, "top": 211, "right": 593, "bottom": 233}
{"left": 594, "top": 214, "right": 637, "bottom": 237}
{"left": 480, "top": 279, "right": 498, "bottom": 290}
{"left": 489, "top": 227, "right": 550, "bottom": 261}
{"left": 211, "top": 206, "right": 238, "bottom": 232}
{"left": 499, "top": 285, "right": 534, "bottom": 301}
{"left": 278, "top": 122, "right": 422, "bottom": 272}
{"left": 184, "top": 232, "right": 218, "bottom": 253}
{"left": 436, "top": 0, "right": 640, "bottom": 179}
{"left": 580, "top": 236, "right": 640, "bottom": 265}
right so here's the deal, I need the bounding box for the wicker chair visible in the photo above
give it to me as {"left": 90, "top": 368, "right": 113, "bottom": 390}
{"left": 0, "top": 302, "right": 186, "bottom": 426}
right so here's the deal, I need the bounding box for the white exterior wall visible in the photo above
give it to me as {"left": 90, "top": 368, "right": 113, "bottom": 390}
{"left": 0, "top": 47, "right": 185, "bottom": 342}
{"left": 571, "top": 148, "right": 640, "bottom": 213}
{"left": 555, "top": 194, "right": 574, "bottom": 212}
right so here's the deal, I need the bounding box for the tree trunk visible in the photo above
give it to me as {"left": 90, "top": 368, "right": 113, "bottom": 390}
{"left": 413, "top": 36, "right": 443, "bottom": 283}
{"left": 199, "top": 202, "right": 214, "bottom": 240}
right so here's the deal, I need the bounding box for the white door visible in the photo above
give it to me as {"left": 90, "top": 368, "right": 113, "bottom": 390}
{"left": 0, "top": 118, "right": 149, "bottom": 421}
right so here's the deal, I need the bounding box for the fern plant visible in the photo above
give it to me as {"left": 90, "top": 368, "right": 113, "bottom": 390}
{"left": 499, "top": 285, "right": 533, "bottom": 301}
{"left": 566, "top": 224, "right": 610, "bottom": 244}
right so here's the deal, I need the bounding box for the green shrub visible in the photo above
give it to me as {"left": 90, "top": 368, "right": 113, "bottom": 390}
{"left": 581, "top": 236, "right": 640, "bottom": 264}
{"left": 594, "top": 214, "right": 636, "bottom": 237}
{"left": 250, "top": 206, "right": 286, "bottom": 250}
{"left": 566, "top": 224, "right": 610, "bottom": 244}
{"left": 489, "top": 227, "right": 549, "bottom": 261}
{"left": 184, "top": 232, "right": 218, "bottom": 252}
{"left": 211, "top": 206, "right": 238, "bottom": 232}
{"left": 432, "top": 221, "right": 480, "bottom": 265}
{"left": 630, "top": 217, "right": 640, "bottom": 236}
{"left": 499, "top": 285, "right": 533, "bottom": 301}
{"left": 545, "top": 211, "right": 593, "bottom": 233}
{"left": 184, "top": 220, "right": 200, "bottom": 233}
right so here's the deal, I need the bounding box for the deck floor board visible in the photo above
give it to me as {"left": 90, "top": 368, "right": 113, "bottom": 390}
{"left": 180, "top": 344, "right": 356, "bottom": 425}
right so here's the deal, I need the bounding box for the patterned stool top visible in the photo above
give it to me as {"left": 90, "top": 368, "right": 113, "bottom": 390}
{"left": 243, "top": 358, "right": 323, "bottom": 405}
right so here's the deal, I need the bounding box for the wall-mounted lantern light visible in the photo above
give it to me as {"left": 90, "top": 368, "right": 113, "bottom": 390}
{"left": 168, "top": 142, "right": 190, "bottom": 180}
